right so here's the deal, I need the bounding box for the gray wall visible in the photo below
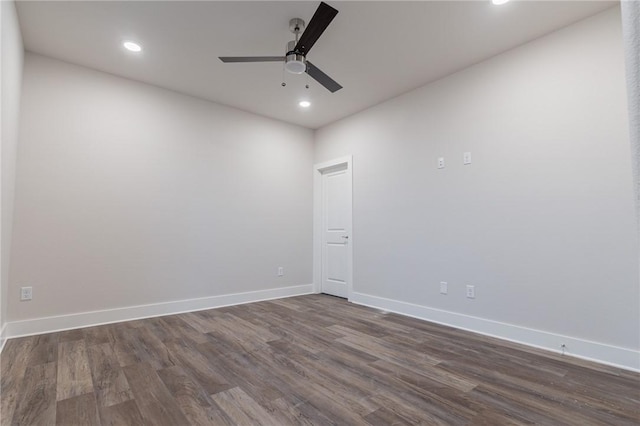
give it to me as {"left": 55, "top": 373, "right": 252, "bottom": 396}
{"left": 1, "top": 0, "right": 24, "bottom": 337}
{"left": 621, "top": 0, "right": 640, "bottom": 245}
{"left": 315, "top": 8, "right": 639, "bottom": 352}
{"left": 9, "top": 53, "right": 314, "bottom": 321}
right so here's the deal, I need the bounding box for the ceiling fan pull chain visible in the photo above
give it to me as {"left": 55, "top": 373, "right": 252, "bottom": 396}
{"left": 281, "top": 62, "right": 287, "bottom": 87}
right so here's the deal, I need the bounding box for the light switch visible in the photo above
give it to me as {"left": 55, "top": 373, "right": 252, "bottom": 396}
{"left": 466, "top": 285, "right": 475, "bottom": 299}
{"left": 463, "top": 152, "right": 471, "bottom": 165}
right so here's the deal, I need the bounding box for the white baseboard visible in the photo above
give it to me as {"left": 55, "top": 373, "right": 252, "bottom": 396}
{"left": 0, "top": 323, "right": 7, "bottom": 352}
{"left": 3, "top": 284, "right": 313, "bottom": 342}
{"left": 350, "top": 291, "right": 640, "bottom": 373}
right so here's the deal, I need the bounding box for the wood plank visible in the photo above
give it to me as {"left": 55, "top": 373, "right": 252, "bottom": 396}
{"left": 1, "top": 337, "right": 35, "bottom": 425}
{"left": 370, "top": 359, "right": 478, "bottom": 393}
{"left": 210, "top": 387, "right": 278, "bottom": 425}
{"left": 97, "top": 399, "right": 145, "bottom": 426}
{"left": 259, "top": 397, "right": 319, "bottom": 426}
{"left": 110, "top": 326, "right": 153, "bottom": 368}
{"left": 368, "top": 391, "right": 466, "bottom": 425}
{"left": 204, "top": 313, "right": 280, "bottom": 342}
{"left": 122, "top": 362, "right": 190, "bottom": 426}
{"left": 249, "top": 347, "right": 376, "bottom": 423}
{"left": 25, "top": 334, "right": 59, "bottom": 366}
{"left": 83, "top": 324, "right": 115, "bottom": 346}
{"left": 468, "top": 409, "right": 532, "bottom": 426}
{"left": 86, "top": 342, "right": 134, "bottom": 407}
{"left": 155, "top": 315, "right": 211, "bottom": 345}
{"left": 293, "top": 400, "right": 339, "bottom": 425}
{"left": 364, "top": 407, "right": 412, "bottom": 426}
{"left": 332, "top": 326, "right": 440, "bottom": 367}
{"left": 468, "top": 385, "right": 568, "bottom": 425}
{"left": 11, "top": 362, "right": 57, "bottom": 426}
{"left": 135, "top": 325, "right": 175, "bottom": 369}
{"left": 55, "top": 328, "right": 85, "bottom": 343}
{"left": 211, "top": 350, "right": 285, "bottom": 405}
{"left": 203, "top": 321, "right": 271, "bottom": 355}
{"left": 163, "top": 339, "right": 231, "bottom": 395}
{"left": 56, "top": 393, "right": 100, "bottom": 426}
{"left": 157, "top": 365, "right": 233, "bottom": 425}
{"left": 56, "top": 340, "right": 94, "bottom": 401}
{"left": 179, "top": 311, "right": 220, "bottom": 334}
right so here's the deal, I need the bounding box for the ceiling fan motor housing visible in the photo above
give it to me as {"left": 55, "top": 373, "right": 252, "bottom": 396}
{"left": 285, "top": 39, "right": 306, "bottom": 74}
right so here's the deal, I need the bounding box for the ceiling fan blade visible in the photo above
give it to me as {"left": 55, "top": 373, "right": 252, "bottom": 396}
{"left": 294, "top": 2, "right": 338, "bottom": 55}
{"left": 219, "top": 56, "right": 285, "bottom": 63}
{"left": 306, "top": 61, "right": 342, "bottom": 93}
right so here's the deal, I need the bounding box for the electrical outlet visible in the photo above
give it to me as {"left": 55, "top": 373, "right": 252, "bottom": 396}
{"left": 437, "top": 157, "right": 445, "bottom": 169}
{"left": 277, "top": 267, "right": 284, "bottom": 277}
{"left": 440, "top": 282, "right": 448, "bottom": 295}
{"left": 20, "top": 286, "right": 32, "bottom": 301}
{"left": 466, "top": 285, "right": 475, "bottom": 299}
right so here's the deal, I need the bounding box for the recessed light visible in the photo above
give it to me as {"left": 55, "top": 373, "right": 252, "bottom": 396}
{"left": 123, "top": 41, "right": 142, "bottom": 52}
{"left": 492, "top": 0, "right": 510, "bottom": 5}
{"left": 299, "top": 101, "right": 311, "bottom": 108}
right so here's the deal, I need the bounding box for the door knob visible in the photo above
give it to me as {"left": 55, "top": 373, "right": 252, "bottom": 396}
{"left": 341, "top": 236, "right": 349, "bottom": 239}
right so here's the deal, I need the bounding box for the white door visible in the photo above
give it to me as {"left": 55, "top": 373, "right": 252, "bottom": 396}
{"left": 315, "top": 158, "right": 352, "bottom": 298}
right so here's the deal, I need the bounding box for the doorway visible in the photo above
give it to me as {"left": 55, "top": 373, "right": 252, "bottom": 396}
{"left": 313, "top": 156, "right": 353, "bottom": 299}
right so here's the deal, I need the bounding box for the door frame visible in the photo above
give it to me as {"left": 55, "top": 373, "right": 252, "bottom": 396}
{"left": 313, "top": 155, "right": 353, "bottom": 300}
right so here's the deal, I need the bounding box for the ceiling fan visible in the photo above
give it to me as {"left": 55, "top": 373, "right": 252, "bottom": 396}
{"left": 219, "top": 2, "right": 342, "bottom": 93}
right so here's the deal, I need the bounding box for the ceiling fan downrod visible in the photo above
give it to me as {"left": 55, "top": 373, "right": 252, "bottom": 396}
{"left": 285, "top": 18, "right": 307, "bottom": 74}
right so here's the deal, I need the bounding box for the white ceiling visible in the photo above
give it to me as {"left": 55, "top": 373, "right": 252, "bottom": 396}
{"left": 16, "top": 1, "right": 615, "bottom": 129}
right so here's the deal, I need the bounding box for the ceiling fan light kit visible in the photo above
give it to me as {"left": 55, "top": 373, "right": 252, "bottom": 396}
{"left": 285, "top": 40, "right": 306, "bottom": 74}
{"left": 219, "top": 2, "right": 342, "bottom": 93}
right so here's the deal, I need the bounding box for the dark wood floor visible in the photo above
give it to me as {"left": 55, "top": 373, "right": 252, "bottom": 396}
{"left": 1, "top": 294, "right": 639, "bottom": 425}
